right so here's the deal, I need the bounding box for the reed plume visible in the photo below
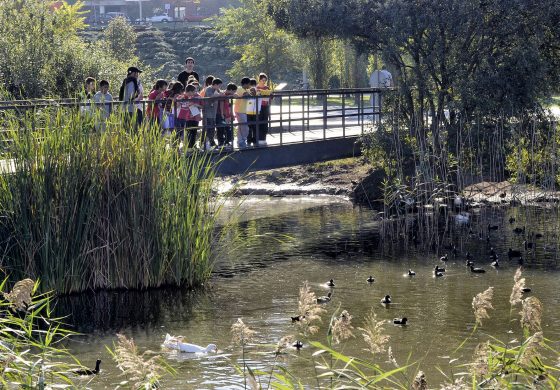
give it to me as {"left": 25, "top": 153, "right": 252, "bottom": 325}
{"left": 471, "top": 341, "right": 490, "bottom": 376}
{"left": 411, "top": 370, "right": 428, "bottom": 390}
{"left": 274, "top": 335, "right": 294, "bottom": 355}
{"left": 472, "top": 287, "right": 494, "bottom": 326}
{"left": 296, "top": 281, "right": 326, "bottom": 335}
{"left": 2, "top": 279, "right": 35, "bottom": 310}
{"left": 387, "top": 346, "right": 398, "bottom": 367}
{"left": 358, "top": 310, "right": 389, "bottom": 355}
{"left": 509, "top": 268, "right": 525, "bottom": 306}
{"left": 231, "top": 318, "right": 257, "bottom": 345}
{"left": 519, "top": 331, "right": 543, "bottom": 366}
{"left": 331, "top": 310, "right": 354, "bottom": 344}
{"left": 520, "top": 296, "right": 543, "bottom": 333}
{"left": 111, "top": 333, "right": 166, "bottom": 388}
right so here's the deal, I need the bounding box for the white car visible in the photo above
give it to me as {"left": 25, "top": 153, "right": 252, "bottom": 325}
{"left": 146, "top": 14, "right": 173, "bottom": 23}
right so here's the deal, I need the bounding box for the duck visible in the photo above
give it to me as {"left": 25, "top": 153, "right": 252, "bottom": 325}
{"left": 439, "top": 254, "right": 448, "bottom": 262}
{"left": 380, "top": 295, "right": 392, "bottom": 304}
{"left": 293, "top": 340, "right": 303, "bottom": 350}
{"left": 513, "top": 226, "right": 525, "bottom": 234}
{"left": 465, "top": 259, "right": 474, "bottom": 267}
{"left": 466, "top": 251, "right": 473, "bottom": 260}
{"left": 435, "top": 265, "right": 446, "bottom": 273}
{"left": 408, "top": 269, "right": 416, "bottom": 276}
{"left": 317, "top": 292, "right": 332, "bottom": 304}
{"left": 491, "top": 259, "right": 499, "bottom": 267}
{"left": 508, "top": 248, "right": 522, "bottom": 258}
{"left": 524, "top": 241, "right": 535, "bottom": 250}
{"left": 435, "top": 270, "right": 444, "bottom": 277}
{"left": 367, "top": 275, "right": 375, "bottom": 283}
{"left": 74, "top": 359, "right": 101, "bottom": 376}
{"left": 393, "top": 317, "right": 408, "bottom": 325}
{"left": 533, "top": 232, "right": 543, "bottom": 239}
{"left": 163, "top": 334, "right": 217, "bottom": 353}
{"left": 499, "top": 192, "right": 507, "bottom": 199}
{"left": 470, "top": 265, "right": 486, "bottom": 274}
{"left": 326, "top": 279, "right": 335, "bottom": 287}
{"left": 522, "top": 287, "right": 532, "bottom": 293}
{"left": 518, "top": 256, "right": 525, "bottom": 266}
{"left": 509, "top": 217, "right": 516, "bottom": 224}
{"left": 291, "top": 315, "right": 304, "bottom": 323}
{"left": 489, "top": 252, "right": 498, "bottom": 261}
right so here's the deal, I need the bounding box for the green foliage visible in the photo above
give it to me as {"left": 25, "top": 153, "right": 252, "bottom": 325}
{"left": 103, "top": 17, "right": 138, "bottom": 63}
{"left": 0, "top": 278, "right": 81, "bottom": 388}
{"left": 0, "top": 108, "right": 221, "bottom": 293}
{"left": 213, "top": 0, "right": 300, "bottom": 82}
{"left": 0, "top": 0, "right": 143, "bottom": 98}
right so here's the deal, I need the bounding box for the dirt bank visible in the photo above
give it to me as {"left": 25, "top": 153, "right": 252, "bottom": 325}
{"left": 215, "top": 157, "right": 384, "bottom": 206}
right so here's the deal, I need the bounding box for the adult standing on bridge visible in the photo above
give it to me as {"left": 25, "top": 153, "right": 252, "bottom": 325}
{"left": 177, "top": 57, "right": 200, "bottom": 87}
{"left": 256, "top": 73, "right": 272, "bottom": 146}
{"left": 119, "top": 66, "right": 143, "bottom": 128}
{"left": 369, "top": 65, "right": 393, "bottom": 123}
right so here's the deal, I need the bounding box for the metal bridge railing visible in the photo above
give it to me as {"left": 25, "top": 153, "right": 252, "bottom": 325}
{"left": 0, "top": 88, "right": 387, "bottom": 151}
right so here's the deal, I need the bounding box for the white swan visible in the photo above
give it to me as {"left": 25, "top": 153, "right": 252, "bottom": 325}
{"left": 163, "top": 334, "right": 217, "bottom": 353}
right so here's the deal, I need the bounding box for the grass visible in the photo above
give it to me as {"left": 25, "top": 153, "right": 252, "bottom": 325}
{"left": 0, "top": 107, "right": 222, "bottom": 293}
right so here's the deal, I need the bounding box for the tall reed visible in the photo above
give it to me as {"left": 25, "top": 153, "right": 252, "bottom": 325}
{"left": 0, "top": 106, "right": 221, "bottom": 293}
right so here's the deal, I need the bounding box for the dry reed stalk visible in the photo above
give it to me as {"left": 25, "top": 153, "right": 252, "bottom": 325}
{"left": 297, "top": 281, "right": 326, "bottom": 335}
{"left": 231, "top": 318, "right": 256, "bottom": 345}
{"left": 2, "top": 279, "right": 34, "bottom": 310}
{"left": 520, "top": 296, "right": 543, "bottom": 332}
{"left": 331, "top": 310, "right": 354, "bottom": 344}
{"left": 509, "top": 268, "right": 525, "bottom": 307}
{"left": 387, "top": 346, "right": 398, "bottom": 367}
{"left": 439, "top": 377, "right": 468, "bottom": 390}
{"left": 411, "top": 370, "right": 428, "bottom": 390}
{"left": 358, "top": 310, "right": 389, "bottom": 356}
{"left": 472, "top": 287, "right": 494, "bottom": 326}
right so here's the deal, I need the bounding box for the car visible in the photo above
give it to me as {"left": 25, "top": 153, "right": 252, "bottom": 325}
{"left": 146, "top": 14, "right": 173, "bottom": 23}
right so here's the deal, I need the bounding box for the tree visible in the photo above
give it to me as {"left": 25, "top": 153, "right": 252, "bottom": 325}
{"left": 103, "top": 17, "right": 137, "bottom": 63}
{"left": 0, "top": 0, "right": 144, "bottom": 98}
{"left": 213, "top": 0, "right": 300, "bottom": 82}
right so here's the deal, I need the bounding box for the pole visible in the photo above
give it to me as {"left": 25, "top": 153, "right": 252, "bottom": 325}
{"left": 138, "top": 0, "right": 143, "bottom": 20}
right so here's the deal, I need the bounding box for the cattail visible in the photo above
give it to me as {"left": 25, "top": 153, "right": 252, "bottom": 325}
{"left": 509, "top": 268, "right": 525, "bottom": 306}
{"left": 274, "top": 335, "right": 294, "bottom": 355}
{"left": 472, "top": 287, "right": 494, "bottom": 326}
{"left": 231, "top": 318, "right": 256, "bottom": 345}
{"left": 519, "top": 331, "right": 543, "bottom": 366}
{"left": 520, "top": 296, "right": 543, "bottom": 332}
{"left": 2, "top": 278, "right": 35, "bottom": 310}
{"left": 358, "top": 310, "right": 390, "bottom": 356}
{"left": 411, "top": 370, "right": 428, "bottom": 390}
{"left": 331, "top": 310, "right": 354, "bottom": 344}
{"left": 296, "top": 281, "right": 326, "bottom": 335}
{"left": 471, "top": 341, "right": 490, "bottom": 376}
{"left": 112, "top": 333, "right": 165, "bottom": 387}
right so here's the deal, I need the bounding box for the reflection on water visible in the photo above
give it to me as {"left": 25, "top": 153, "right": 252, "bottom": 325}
{"left": 62, "top": 198, "right": 560, "bottom": 388}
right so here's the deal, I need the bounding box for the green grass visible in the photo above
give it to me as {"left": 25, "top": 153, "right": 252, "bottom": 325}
{"left": 0, "top": 108, "right": 221, "bottom": 293}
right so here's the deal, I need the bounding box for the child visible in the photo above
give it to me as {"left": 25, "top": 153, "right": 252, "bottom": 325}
{"left": 246, "top": 78, "right": 258, "bottom": 146}
{"left": 234, "top": 77, "right": 251, "bottom": 149}
{"left": 256, "top": 73, "right": 272, "bottom": 145}
{"left": 201, "top": 77, "right": 223, "bottom": 150}
{"left": 217, "top": 83, "right": 237, "bottom": 148}
{"left": 177, "top": 84, "right": 202, "bottom": 148}
{"left": 161, "top": 82, "right": 184, "bottom": 135}
{"left": 146, "top": 79, "right": 168, "bottom": 124}
{"left": 80, "top": 77, "right": 96, "bottom": 114}
{"left": 93, "top": 80, "right": 112, "bottom": 131}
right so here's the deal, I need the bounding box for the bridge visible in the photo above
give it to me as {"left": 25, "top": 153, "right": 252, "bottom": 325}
{"left": 0, "top": 88, "right": 385, "bottom": 176}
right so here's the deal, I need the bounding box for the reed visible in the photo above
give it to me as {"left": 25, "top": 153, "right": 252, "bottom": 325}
{"left": 0, "top": 106, "right": 222, "bottom": 293}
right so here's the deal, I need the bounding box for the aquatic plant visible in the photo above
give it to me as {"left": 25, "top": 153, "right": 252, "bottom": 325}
{"left": 108, "top": 333, "right": 173, "bottom": 389}
{"left": 358, "top": 310, "right": 390, "bottom": 356}
{"left": 295, "top": 281, "right": 326, "bottom": 336}
{"left": 472, "top": 287, "right": 494, "bottom": 326}
{"left": 0, "top": 106, "right": 222, "bottom": 293}
{"left": 509, "top": 267, "right": 525, "bottom": 307}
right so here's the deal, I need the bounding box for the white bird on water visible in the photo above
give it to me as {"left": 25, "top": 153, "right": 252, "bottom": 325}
{"left": 163, "top": 334, "right": 217, "bottom": 353}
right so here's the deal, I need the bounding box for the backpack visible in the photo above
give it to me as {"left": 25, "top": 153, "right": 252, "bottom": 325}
{"left": 119, "top": 76, "right": 139, "bottom": 102}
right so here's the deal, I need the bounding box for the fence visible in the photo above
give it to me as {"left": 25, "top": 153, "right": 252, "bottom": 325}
{"left": 0, "top": 88, "right": 387, "bottom": 150}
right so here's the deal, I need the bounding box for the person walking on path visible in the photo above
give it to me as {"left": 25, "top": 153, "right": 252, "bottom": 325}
{"left": 256, "top": 73, "right": 272, "bottom": 146}
{"left": 234, "top": 77, "right": 251, "bottom": 149}
{"left": 177, "top": 57, "right": 200, "bottom": 86}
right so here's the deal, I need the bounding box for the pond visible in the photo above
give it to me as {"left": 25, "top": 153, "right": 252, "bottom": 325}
{"left": 62, "top": 196, "right": 560, "bottom": 388}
